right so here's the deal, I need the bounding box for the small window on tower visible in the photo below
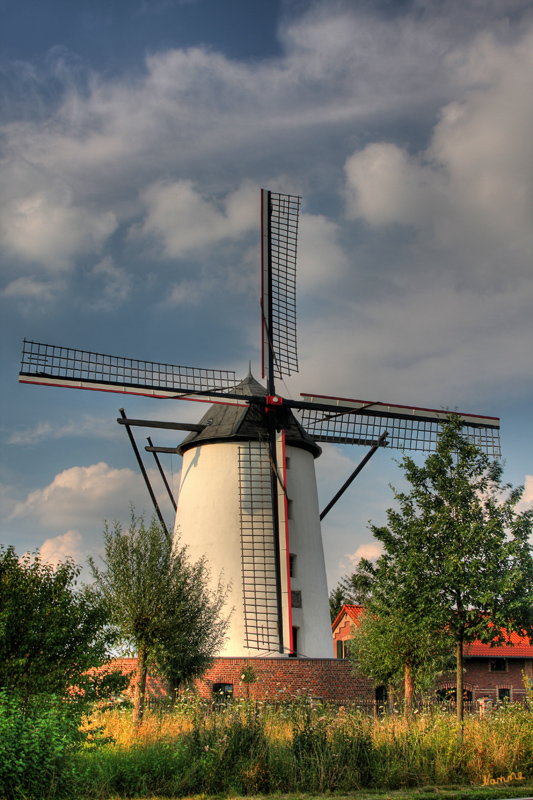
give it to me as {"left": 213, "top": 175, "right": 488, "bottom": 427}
{"left": 287, "top": 499, "right": 293, "bottom": 520}
{"left": 289, "top": 553, "right": 296, "bottom": 577}
{"left": 290, "top": 626, "right": 298, "bottom": 657}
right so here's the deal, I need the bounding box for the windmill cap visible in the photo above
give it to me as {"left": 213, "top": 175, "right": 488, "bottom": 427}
{"left": 177, "top": 372, "right": 321, "bottom": 457}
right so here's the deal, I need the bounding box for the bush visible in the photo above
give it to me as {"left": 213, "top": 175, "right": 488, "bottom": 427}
{"left": 0, "top": 690, "right": 86, "bottom": 799}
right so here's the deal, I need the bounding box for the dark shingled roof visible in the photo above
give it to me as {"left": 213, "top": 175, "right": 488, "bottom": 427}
{"left": 177, "top": 372, "right": 321, "bottom": 457}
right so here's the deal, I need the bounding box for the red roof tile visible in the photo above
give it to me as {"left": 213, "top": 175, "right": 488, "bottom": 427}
{"left": 466, "top": 630, "right": 533, "bottom": 658}
{"left": 332, "top": 606, "right": 533, "bottom": 658}
{"left": 331, "top": 604, "right": 364, "bottom": 631}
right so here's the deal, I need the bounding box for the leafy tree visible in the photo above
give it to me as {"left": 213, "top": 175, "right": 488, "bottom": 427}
{"left": 0, "top": 545, "right": 119, "bottom": 700}
{"left": 349, "top": 604, "right": 453, "bottom": 712}
{"left": 356, "top": 414, "right": 533, "bottom": 723}
{"left": 89, "top": 512, "right": 229, "bottom": 723}
{"left": 329, "top": 583, "right": 348, "bottom": 623}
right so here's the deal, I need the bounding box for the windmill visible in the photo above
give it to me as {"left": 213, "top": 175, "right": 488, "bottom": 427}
{"left": 19, "top": 189, "right": 501, "bottom": 659}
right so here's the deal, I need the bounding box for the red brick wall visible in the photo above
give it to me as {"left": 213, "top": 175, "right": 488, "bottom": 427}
{"left": 108, "top": 654, "right": 532, "bottom": 705}
{"left": 436, "top": 658, "right": 530, "bottom": 703}
{"left": 193, "top": 657, "right": 374, "bottom": 702}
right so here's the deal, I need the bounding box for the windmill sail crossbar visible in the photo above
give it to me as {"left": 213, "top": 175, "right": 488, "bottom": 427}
{"left": 298, "top": 395, "right": 500, "bottom": 456}
{"left": 19, "top": 340, "right": 237, "bottom": 396}
{"left": 262, "top": 191, "right": 300, "bottom": 380}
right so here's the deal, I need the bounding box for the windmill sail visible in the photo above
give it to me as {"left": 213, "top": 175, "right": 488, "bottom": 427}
{"left": 261, "top": 190, "right": 300, "bottom": 383}
{"left": 19, "top": 340, "right": 237, "bottom": 398}
{"left": 298, "top": 393, "right": 501, "bottom": 456}
{"left": 238, "top": 433, "right": 292, "bottom": 654}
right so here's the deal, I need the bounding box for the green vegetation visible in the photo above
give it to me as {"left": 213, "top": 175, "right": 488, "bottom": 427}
{"left": 0, "top": 544, "right": 119, "bottom": 700}
{"left": 3, "top": 695, "right": 533, "bottom": 799}
{"left": 89, "top": 511, "right": 229, "bottom": 723}
{"left": 347, "top": 414, "right": 533, "bottom": 721}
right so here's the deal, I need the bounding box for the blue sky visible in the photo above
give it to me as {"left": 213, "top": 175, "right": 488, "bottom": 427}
{"left": 1, "top": 0, "right": 532, "bottom": 587}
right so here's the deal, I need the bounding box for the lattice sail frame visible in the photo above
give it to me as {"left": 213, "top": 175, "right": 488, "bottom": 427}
{"left": 238, "top": 441, "right": 279, "bottom": 651}
{"left": 262, "top": 190, "right": 300, "bottom": 380}
{"left": 19, "top": 340, "right": 237, "bottom": 398}
{"left": 298, "top": 397, "right": 501, "bottom": 457}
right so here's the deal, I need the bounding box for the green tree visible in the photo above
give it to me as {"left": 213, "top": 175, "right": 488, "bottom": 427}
{"left": 0, "top": 545, "right": 118, "bottom": 700}
{"left": 89, "top": 512, "right": 229, "bottom": 723}
{"left": 329, "top": 583, "right": 349, "bottom": 623}
{"left": 349, "top": 604, "right": 453, "bottom": 713}
{"left": 357, "top": 414, "right": 533, "bottom": 724}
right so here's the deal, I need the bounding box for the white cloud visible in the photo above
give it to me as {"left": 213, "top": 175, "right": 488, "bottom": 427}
{"left": 344, "top": 28, "right": 533, "bottom": 289}
{"left": 1, "top": 276, "right": 64, "bottom": 302}
{"left": 39, "top": 529, "right": 84, "bottom": 567}
{"left": 298, "top": 214, "right": 347, "bottom": 290}
{"left": 90, "top": 256, "right": 132, "bottom": 310}
{"left": 344, "top": 542, "right": 383, "bottom": 570}
{"left": 5, "top": 414, "right": 121, "bottom": 446}
{"left": 136, "top": 180, "right": 258, "bottom": 257}
{"left": 1, "top": 188, "right": 117, "bottom": 269}
{"left": 8, "top": 462, "right": 147, "bottom": 528}
{"left": 517, "top": 475, "right": 533, "bottom": 514}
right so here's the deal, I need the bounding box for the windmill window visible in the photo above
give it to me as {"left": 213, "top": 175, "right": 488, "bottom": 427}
{"left": 287, "top": 499, "right": 294, "bottom": 520}
{"left": 285, "top": 457, "right": 291, "bottom": 470}
{"left": 289, "top": 553, "right": 296, "bottom": 577}
{"left": 490, "top": 659, "right": 507, "bottom": 672}
{"left": 289, "top": 626, "right": 298, "bottom": 657}
{"left": 291, "top": 589, "right": 302, "bottom": 608}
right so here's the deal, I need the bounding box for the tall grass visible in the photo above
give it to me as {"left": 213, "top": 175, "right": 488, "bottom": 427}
{"left": 3, "top": 692, "right": 533, "bottom": 798}
{"left": 74, "top": 697, "right": 533, "bottom": 798}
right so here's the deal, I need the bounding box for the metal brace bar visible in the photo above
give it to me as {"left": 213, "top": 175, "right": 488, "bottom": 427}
{"left": 320, "top": 431, "right": 389, "bottom": 521}
{"left": 118, "top": 408, "right": 171, "bottom": 542}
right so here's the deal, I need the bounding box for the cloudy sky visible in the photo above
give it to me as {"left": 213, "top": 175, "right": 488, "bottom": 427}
{"left": 1, "top": 0, "right": 532, "bottom": 588}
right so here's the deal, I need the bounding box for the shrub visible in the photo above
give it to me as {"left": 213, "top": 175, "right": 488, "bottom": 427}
{"left": 0, "top": 690, "right": 86, "bottom": 799}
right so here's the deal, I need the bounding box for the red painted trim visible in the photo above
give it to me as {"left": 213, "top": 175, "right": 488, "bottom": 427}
{"left": 19, "top": 378, "right": 248, "bottom": 407}
{"left": 301, "top": 392, "right": 499, "bottom": 423}
{"left": 261, "top": 188, "right": 266, "bottom": 380}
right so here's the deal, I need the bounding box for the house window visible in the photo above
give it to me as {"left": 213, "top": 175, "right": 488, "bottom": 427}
{"left": 376, "top": 685, "right": 388, "bottom": 704}
{"left": 436, "top": 687, "right": 472, "bottom": 703}
{"left": 212, "top": 683, "right": 233, "bottom": 705}
{"left": 498, "top": 687, "right": 511, "bottom": 702}
{"left": 336, "top": 640, "right": 350, "bottom": 659}
{"left": 490, "top": 658, "right": 507, "bottom": 672}
{"left": 289, "top": 554, "right": 296, "bottom": 578}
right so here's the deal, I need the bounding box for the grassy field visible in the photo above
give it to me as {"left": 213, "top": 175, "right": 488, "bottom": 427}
{"left": 2, "top": 693, "right": 533, "bottom": 799}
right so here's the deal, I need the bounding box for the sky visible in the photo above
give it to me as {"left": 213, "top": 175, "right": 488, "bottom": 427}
{"left": 1, "top": 0, "right": 532, "bottom": 590}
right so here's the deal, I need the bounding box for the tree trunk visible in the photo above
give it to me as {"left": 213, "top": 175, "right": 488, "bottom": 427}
{"left": 456, "top": 630, "right": 464, "bottom": 730}
{"left": 387, "top": 683, "right": 395, "bottom": 714}
{"left": 133, "top": 646, "right": 148, "bottom": 725}
{"left": 404, "top": 662, "right": 414, "bottom": 717}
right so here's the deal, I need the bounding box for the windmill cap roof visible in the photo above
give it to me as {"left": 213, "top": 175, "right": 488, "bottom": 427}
{"left": 177, "top": 372, "right": 321, "bottom": 457}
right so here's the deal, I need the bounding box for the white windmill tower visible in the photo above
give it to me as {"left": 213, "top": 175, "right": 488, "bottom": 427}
{"left": 19, "top": 189, "right": 501, "bottom": 659}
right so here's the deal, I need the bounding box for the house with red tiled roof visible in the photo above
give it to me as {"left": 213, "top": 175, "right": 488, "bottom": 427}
{"left": 332, "top": 604, "right": 533, "bottom": 704}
